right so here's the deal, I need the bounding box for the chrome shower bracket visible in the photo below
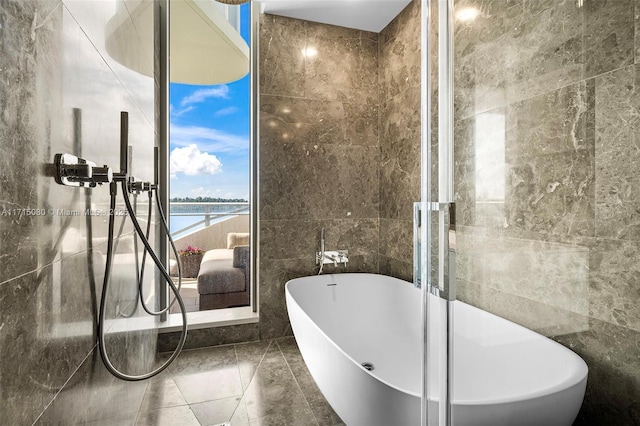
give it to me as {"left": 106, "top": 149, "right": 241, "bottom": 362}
{"left": 54, "top": 153, "right": 113, "bottom": 188}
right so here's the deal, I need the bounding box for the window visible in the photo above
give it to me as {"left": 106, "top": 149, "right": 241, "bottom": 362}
{"left": 166, "top": 2, "right": 254, "bottom": 317}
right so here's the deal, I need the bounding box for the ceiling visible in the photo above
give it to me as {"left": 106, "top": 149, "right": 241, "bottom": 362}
{"left": 259, "top": 0, "right": 413, "bottom": 33}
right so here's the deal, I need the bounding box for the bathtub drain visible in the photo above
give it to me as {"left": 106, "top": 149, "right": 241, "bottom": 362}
{"left": 361, "top": 362, "right": 374, "bottom": 371}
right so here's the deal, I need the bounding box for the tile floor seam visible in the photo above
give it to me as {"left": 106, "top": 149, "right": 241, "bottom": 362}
{"left": 135, "top": 375, "right": 194, "bottom": 422}
{"left": 251, "top": 339, "right": 275, "bottom": 380}
{"left": 275, "top": 338, "right": 321, "bottom": 426}
{"left": 132, "top": 381, "right": 150, "bottom": 426}
{"left": 228, "top": 339, "right": 274, "bottom": 424}
{"left": 230, "top": 394, "right": 249, "bottom": 426}
{"left": 31, "top": 346, "right": 98, "bottom": 426}
{"left": 226, "top": 343, "right": 245, "bottom": 423}
{"left": 190, "top": 405, "right": 204, "bottom": 426}
{"left": 172, "top": 377, "right": 192, "bottom": 411}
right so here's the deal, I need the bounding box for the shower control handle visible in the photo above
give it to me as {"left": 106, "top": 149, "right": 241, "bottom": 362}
{"left": 54, "top": 153, "right": 113, "bottom": 187}
{"left": 92, "top": 166, "right": 113, "bottom": 184}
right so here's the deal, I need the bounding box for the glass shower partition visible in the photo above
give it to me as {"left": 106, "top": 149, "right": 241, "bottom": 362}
{"left": 421, "top": 0, "right": 607, "bottom": 424}
{"left": 419, "top": 0, "right": 456, "bottom": 425}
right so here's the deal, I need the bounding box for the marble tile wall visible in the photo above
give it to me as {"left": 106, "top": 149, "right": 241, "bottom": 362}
{"left": 0, "top": 0, "right": 160, "bottom": 423}
{"left": 258, "top": 14, "right": 380, "bottom": 339}
{"left": 452, "top": 0, "right": 640, "bottom": 423}
{"left": 378, "top": 0, "right": 422, "bottom": 282}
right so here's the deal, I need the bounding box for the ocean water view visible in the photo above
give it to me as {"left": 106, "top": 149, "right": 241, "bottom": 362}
{"left": 169, "top": 201, "right": 249, "bottom": 238}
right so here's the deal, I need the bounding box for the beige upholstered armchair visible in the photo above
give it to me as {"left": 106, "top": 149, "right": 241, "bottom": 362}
{"left": 197, "top": 233, "right": 250, "bottom": 310}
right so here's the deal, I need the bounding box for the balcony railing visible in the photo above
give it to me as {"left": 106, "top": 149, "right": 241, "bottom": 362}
{"left": 169, "top": 202, "right": 249, "bottom": 237}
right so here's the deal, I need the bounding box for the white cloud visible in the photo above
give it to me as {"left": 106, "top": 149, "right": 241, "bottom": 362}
{"left": 180, "top": 86, "right": 229, "bottom": 107}
{"left": 214, "top": 106, "right": 239, "bottom": 118}
{"left": 170, "top": 104, "right": 194, "bottom": 117}
{"left": 170, "top": 145, "right": 223, "bottom": 177}
{"left": 171, "top": 125, "right": 248, "bottom": 153}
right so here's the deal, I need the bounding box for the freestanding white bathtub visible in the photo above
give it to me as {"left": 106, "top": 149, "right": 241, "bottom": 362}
{"left": 285, "top": 273, "right": 588, "bottom": 426}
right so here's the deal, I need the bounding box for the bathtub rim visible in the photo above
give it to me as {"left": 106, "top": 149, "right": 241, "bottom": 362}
{"left": 286, "top": 274, "right": 421, "bottom": 398}
{"left": 285, "top": 272, "right": 588, "bottom": 406}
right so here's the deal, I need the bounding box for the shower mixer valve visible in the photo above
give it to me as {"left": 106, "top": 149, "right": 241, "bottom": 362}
{"left": 54, "top": 153, "right": 113, "bottom": 188}
{"left": 53, "top": 153, "right": 154, "bottom": 193}
{"left": 128, "top": 178, "right": 156, "bottom": 194}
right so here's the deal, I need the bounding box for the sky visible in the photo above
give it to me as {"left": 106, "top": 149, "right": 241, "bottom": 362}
{"left": 169, "top": 4, "right": 250, "bottom": 201}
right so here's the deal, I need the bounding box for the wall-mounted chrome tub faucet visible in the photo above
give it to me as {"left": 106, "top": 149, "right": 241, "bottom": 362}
{"left": 316, "top": 228, "right": 349, "bottom": 274}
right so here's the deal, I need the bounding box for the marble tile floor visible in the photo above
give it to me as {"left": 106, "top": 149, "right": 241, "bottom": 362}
{"left": 124, "top": 337, "right": 344, "bottom": 426}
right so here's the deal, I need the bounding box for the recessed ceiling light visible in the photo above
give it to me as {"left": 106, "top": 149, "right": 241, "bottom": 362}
{"left": 302, "top": 47, "right": 318, "bottom": 58}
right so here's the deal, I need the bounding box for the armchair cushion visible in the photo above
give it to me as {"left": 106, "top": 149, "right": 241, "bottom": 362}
{"left": 198, "top": 253, "right": 245, "bottom": 294}
{"left": 227, "top": 232, "right": 249, "bottom": 249}
{"left": 232, "top": 245, "right": 249, "bottom": 268}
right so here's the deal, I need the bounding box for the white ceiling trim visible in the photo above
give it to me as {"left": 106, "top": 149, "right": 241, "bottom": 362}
{"left": 259, "top": 0, "right": 412, "bottom": 33}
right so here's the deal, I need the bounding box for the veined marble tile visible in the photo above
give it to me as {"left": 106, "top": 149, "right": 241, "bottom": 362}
{"left": 452, "top": 0, "right": 640, "bottom": 423}
{"left": 454, "top": 36, "right": 509, "bottom": 120}
{"left": 135, "top": 405, "right": 200, "bottom": 426}
{"left": 554, "top": 317, "right": 640, "bottom": 425}
{"left": 277, "top": 337, "right": 344, "bottom": 426}
{"left": 453, "top": 0, "right": 635, "bottom": 118}
{"left": 506, "top": 0, "right": 584, "bottom": 103}
{"left": 259, "top": 14, "right": 305, "bottom": 97}
{"left": 0, "top": 0, "right": 62, "bottom": 284}
{"left": 503, "top": 82, "right": 595, "bottom": 242}
{"left": 304, "top": 20, "right": 378, "bottom": 104}
{"left": 190, "top": 396, "right": 244, "bottom": 426}
{"left": 138, "top": 377, "right": 187, "bottom": 413}
{"left": 456, "top": 279, "right": 590, "bottom": 338}
{"left": 259, "top": 141, "right": 379, "bottom": 221}
{"left": 173, "top": 367, "right": 243, "bottom": 405}
{"left": 158, "top": 324, "right": 260, "bottom": 353}
{"left": 379, "top": 255, "right": 413, "bottom": 283}
{"left": 455, "top": 0, "right": 524, "bottom": 57}
{"left": 584, "top": 0, "right": 635, "bottom": 79}
{"left": 163, "top": 344, "right": 237, "bottom": 377}
{"left": 260, "top": 95, "right": 377, "bottom": 148}
{"left": 0, "top": 248, "right": 112, "bottom": 424}
{"left": 259, "top": 219, "right": 378, "bottom": 262}
{"left": 589, "top": 239, "right": 640, "bottom": 333}
{"left": 379, "top": 85, "right": 421, "bottom": 220}
{"left": 379, "top": 0, "right": 421, "bottom": 101}
{"left": 235, "top": 339, "right": 273, "bottom": 391}
{"left": 259, "top": 13, "right": 382, "bottom": 343}
{"left": 506, "top": 81, "right": 593, "bottom": 158}
{"left": 3, "top": 0, "right": 156, "bottom": 424}
{"left": 453, "top": 116, "right": 476, "bottom": 227}
{"left": 594, "top": 64, "right": 640, "bottom": 240}
{"left": 258, "top": 257, "right": 316, "bottom": 340}
{"left": 63, "top": 0, "right": 156, "bottom": 127}
{"left": 241, "top": 343, "right": 317, "bottom": 425}
{"left": 35, "top": 348, "right": 147, "bottom": 425}
{"left": 379, "top": 219, "right": 413, "bottom": 262}
{"left": 456, "top": 231, "right": 589, "bottom": 319}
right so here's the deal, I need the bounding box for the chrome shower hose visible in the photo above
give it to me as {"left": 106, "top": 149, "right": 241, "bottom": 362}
{"left": 98, "top": 181, "right": 187, "bottom": 381}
